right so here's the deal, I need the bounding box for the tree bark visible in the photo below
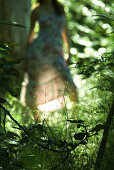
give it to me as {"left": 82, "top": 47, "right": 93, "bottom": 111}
{"left": 94, "top": 100, "right": 114, "bottom": 170}
{"left": 0, "top": 0, "right": 31, "bottom": 75}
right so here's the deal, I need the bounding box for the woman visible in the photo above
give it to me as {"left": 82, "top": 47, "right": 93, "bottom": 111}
{"left": 20, "top": 0, "right": 78, "bottom": 117}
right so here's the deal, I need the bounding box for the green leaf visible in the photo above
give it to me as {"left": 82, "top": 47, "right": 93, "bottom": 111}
{"left": 0, "top": 49, "right": 8, "bottom": 56}
{"left": 0, "top": 44, "right": 10, "bottom": 50}
{"left": 74, "top": 132, "right": 86, "bottom": 140}
{"left": 77, "top": 124, "right": 84, "bottom": 128}
{"left": 6, "top": 132, "right": 20, "bottom": 139}
{"left": 67, "top": 119, "right": 84, "bottom": 124}
{"left": 90, "top": 124, "right": 105, "bottom": 132}
{"left": 0, "top": 20, "right": 27, "bottom": 28}
{"left": 0, "top": 97, "right": 7, "bottom": 103}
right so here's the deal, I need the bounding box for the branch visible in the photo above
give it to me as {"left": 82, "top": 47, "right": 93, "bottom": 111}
{"left": 0, "top": 104, "right": 69, "bottom": 153}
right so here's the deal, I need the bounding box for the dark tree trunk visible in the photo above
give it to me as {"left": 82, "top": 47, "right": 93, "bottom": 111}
{"left": 94, "top": 100, "right": 114, "bottom": 170}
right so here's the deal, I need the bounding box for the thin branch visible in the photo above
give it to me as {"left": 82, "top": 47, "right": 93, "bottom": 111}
{"left": 0, "top": 104, "right": 69, "bottom": 153}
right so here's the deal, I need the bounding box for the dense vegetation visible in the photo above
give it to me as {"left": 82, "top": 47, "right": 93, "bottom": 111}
{"left": 0, "top": 0, "right": 114, "bottom": 169}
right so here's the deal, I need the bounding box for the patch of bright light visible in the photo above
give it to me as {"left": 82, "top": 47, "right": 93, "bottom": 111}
{"left": 82, "top": 7, "right": 91, "bottom": 16}
{"left": 78, "top": 53, "right": 85, "bottom": 58}
{"left": 78, "top": 39, "right": 92, "bottom": 47}
{"left": 102, "top": 23, "right": 110, "bottom": 29}
{"left": 72, "top": 34, "right": 80, "bottom": 42}
{"left": 100, "top": 39, "right": 108, "bottom": 46}
{"left": 92, "top": 0, "right": 105, "bottom": 8}
{"left": 70, "top": 48, "right": 77, "bottom": 55}
{"left": 65, "top": 6, "right": 69, "bottom": 13}
{"left": 38, "top": 97, "right": 63, "bottom": 112}
{"left": 65, "top": 53, "right": 69, "bottom": 60}
{"left": 34, "top": 22, "right": 39, "bottom": 34}
{"left": 67, "top": 101, "right": 72, "bottom": 109}
{"left": 93, "top": 48, "right": 106, "bottom": 58}
{"left": 76, "top": 25, "right": 91, "bottom": 34}
{"left": 84, "top": 47, "right": 95, "bottom": 56}
{"left": 74, "top": 75, "right": 86, "bottom": 88}
{"left": 84, "top": 28, "right": 90, "bottom": 33}
{"left": 98, "top": 48, "right": 106, "bottom": 55}
{"left": 105, "top": 7, "right": 110, "bottom": 12}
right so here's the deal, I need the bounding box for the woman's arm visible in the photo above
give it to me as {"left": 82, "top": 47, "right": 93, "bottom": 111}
{"left": 27, "top": 7, "right": 38, "bottom": 45}
{"left": 23, "top": 7, "right": 38, "bottom": 72}
{"left": 62, "top": 20, "right": 72, "bottom": 65}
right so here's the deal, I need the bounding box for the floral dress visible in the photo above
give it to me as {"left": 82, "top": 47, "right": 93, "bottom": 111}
{"left": 20, "top": 14, "right": 77, "bottom": 109}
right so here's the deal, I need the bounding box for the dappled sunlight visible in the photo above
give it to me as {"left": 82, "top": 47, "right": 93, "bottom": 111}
{"left": 91, "top": 0, "right": 105, "bottom": 8}
{"left": 73, "top": 75, "right": 86, "bottom": 88}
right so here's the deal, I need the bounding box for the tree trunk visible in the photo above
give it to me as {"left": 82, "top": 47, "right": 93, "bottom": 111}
{"left": 94, "top": 100, "right": 114, "bottom": 170}
{"left": 0, "top": 0, "right": 31, "bottom": 75}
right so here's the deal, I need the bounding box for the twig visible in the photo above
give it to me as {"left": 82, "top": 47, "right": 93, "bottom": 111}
{"left": 3, "top": 111, "right": 6, "bottom": 134}
{"left": 0, "top": 104, "right": 28, "bottom": 135}
{"left": 0, "top": 104, "right": 69, "bottom": 153}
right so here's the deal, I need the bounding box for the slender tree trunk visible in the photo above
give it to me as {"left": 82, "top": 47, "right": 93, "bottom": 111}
{"left": 94, "top": 100, "right": 114, "bottom": 170}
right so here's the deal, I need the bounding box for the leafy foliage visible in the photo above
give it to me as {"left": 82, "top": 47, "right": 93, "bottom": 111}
{"left": 0, "top": 44, "right": 20, "bottom": 98}
{"left": 0, "top": 106, "right": 105, "bottom": 170}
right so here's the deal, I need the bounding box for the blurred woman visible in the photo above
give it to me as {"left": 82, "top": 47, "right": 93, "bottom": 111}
{"left": 20, "top": 0, "right": 78, "bottom": 118}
